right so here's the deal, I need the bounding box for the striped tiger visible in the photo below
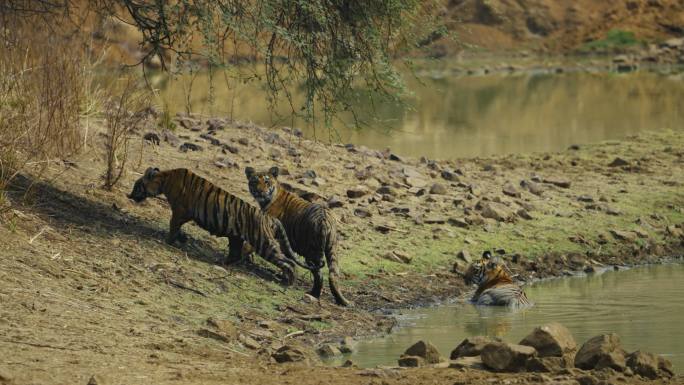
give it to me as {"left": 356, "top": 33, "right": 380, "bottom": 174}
{"left": 128, "top": 167, "right": 313, "bottom": 286}
{"left": 245, "top": 166, "right": 350, "bottom": 306}
{"left": 464, "top": 251, "right": 531, "bottom": 307}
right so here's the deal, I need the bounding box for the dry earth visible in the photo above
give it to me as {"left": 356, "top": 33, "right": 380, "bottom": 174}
{"left": 0, "top": 112, "right": 683, "bottom": 385}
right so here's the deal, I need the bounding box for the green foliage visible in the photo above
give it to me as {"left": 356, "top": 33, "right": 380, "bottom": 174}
{"left": 110, "top": 0, "right": 445, "bottom": 131}
{"left": 582, "top": 29, "right": 640, "bottom": 51}
{"left": 157, "top": 103, "right": 176, "bottom": 132}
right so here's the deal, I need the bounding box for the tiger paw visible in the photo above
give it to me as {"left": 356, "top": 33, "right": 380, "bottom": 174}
{"left": 177, "top": 232, "right": 188, "bottom": 243}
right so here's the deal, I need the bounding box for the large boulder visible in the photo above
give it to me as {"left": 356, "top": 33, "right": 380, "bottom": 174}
{"left": 481, "top": 342, "right": 537, "bottom": 372}
{"left": 450, "top": 336, "right": 499, "bottom": 359}
{"left": 519, "top": 323, "right": 576, "bottom": 357}
{"left": 398, "top": 355, "right": 424, "bottom": 367}
{"left": 574, "top": 334, "right": 626, "bottom": 371}
{"left": 272, "top": 345, "right": 316, "bottom": 365}
{"left": 626, "top": 351, "right": 660, "bottom": 379}
{"left": 403, "top": 340, "right": 442, "bottom": 364}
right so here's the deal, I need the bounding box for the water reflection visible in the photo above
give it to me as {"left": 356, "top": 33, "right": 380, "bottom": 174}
{"left": 157, "top": 70, "right": 684, "bottom": 158}
{"left": 328, "top": 264, "right": 684, "bottom": 369}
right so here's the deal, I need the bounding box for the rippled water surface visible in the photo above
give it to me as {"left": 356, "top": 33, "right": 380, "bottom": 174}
{"left": 158, "top": 71, "right": 684, "bottom": 158}
{"left": 328, "top": 264, "right": 684, "bottom": 369}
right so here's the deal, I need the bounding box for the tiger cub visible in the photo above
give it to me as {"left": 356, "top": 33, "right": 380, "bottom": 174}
{"left": 128, "top": 167, "right": 312, "bottom": 286}
{"left": 464, "top": 251, "right": 531, "bottom": 307}
{"left": 245, "top": 166, "right": 350, "bottom": 306}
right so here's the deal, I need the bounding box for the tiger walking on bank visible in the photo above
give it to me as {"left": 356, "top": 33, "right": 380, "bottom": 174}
{"left": 128, "top": 167, "right": 313, "bottom": 286}
{"left": 464, "top": 251, "right": 531, "bottom": 307}
{"left": 245, "top": 166, "right": 350, "bottom": 306}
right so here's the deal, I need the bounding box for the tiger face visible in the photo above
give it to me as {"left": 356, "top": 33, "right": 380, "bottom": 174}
{"left": 464, "top": 251, "right": 506, "bottom": 286}
{"left": 128, "top": 167, "right": 163, "bottom": 202}
{"left": 245, "top": 166, "right": 280, "bottom": 207}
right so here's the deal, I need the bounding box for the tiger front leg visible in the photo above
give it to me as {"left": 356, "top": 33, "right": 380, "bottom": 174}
{"left": 223, "top": 235, "right": 244, "bottom": 264}
{"left": 167, "top": 212, "right": 189, "bottom": 245}
{"left": 266, "top": 250, "right": 296, "bottom": 286}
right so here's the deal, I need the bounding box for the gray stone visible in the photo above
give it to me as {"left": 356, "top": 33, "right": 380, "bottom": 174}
{"left": 503, "top": 182, "right": 521, "bottom": 198}
{"left": 610, "top": 230, "right": 637, "bottom": 242}
{"left": 179, "top": 142, "right": 203, "bottom": 152}
{"left": 480, "top": 201, "right": 514, "bottom": 222}
{"left": 429, "top": 183, "right": 448, "bottom": 195}
{"left": 272, "top": 345, "right": 312, "bottom": 364}
{"left": 521, "top": 180, "right": 544, "bottom": 196}
{"left": 574, "top": 334, "right": 626, "bottom": 371}
{"left": 404, "top": 340, "right": 441, "bottom": 364}
{"left": 398, "top": 355, "right": 424, "bottom": 367}
{"left": 543, "top": 176, "right": 571, "bottom": 189}
{"left": 327, "top": 196, "right": 344, "bottom": 209}
{"left": 519, "top": 323, "right": 577, "bottom": 357}
{"left": 448, "top": 217, "right": 469, "bottom": 228}
{"left": 441, "top": 170, "right": 460, "bottom": 182}
{"left": 450, "top": 336, "right": 497, "bottom": 359}
{"left": 317, "top": 344, "right": 342, "bottom": 357}
{"left": 608, "top": 157, "right": 630, "bottom": 167}
{"left": 626, "top": 351, "right": 659, "bottom": 379}
{"left": 481, "top": 342, "right": 537, "bottom": 372}
{"left": 353, "top": 207, "right": 372, "bottom": 218}
{"left": 347, "top": 185, "right": 369, "bottom": 198}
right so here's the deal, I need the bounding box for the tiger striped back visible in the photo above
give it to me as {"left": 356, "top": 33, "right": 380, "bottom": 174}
{"left": 464, "top": 251, "right": 531, "bottom": 307}
{"left": 245, "top": 166, "right": 350, "bottom": 306}
{"left": 128, "top": 167, "right": 311, "bottom": 285}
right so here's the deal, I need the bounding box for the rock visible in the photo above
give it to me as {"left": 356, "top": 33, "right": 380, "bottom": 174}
{"left": 469, "top": 184, "right": 482, "bottom": 196}
{"left": 341, "top": 359, "right": 357, "bottom": 368}
{"left": 398, "top": 355, "right": 425, "bottom": 367}
{"left": 353, "top": 207, "right": 372, "bottom": 218}
{"left": 480, "top": 201, "right": 514, "bottom": 222}
{"left": 517, "top": 208, "right": 533, "bottom": 220}
{"left": 272, "top": 345, "right": 312, "bottom": 364}
{"left": 222, "top": 144, "right": 239, "bottom": 154}
{"left": 179, "top": 142, "right": 203, "bottom": 152}
{"left": 481, "top": 342, "right": 537, "bottom": 372}
{"left": 377, "top": 186, "right": 397, "bottom": 196}
{"left": 626, "top": 351, "right": 659, "bottom": 379}
{"left": 161, "top": 129, "right": 180, "bottom": 146}
{"left": 382, "top": 250, "right": 411, "bottom": 264}
{"left": 327, "top": 196, "right": 344, "bottom": 208}
{"left": 666, "top": 225, "right": 683, "bottom": 238}
{"left": 658, "top": 356, "right": 674, "bottom": 377}
{"left": 610, "top": 230, "right": 637, "bottom": 242}
{"left": 503, "top": 182, "right": 521, "bottom": 198}
{"left": 178, "top": 117, "right": 200, "bottom": 130}
{"left": 404, "top": 340, "right": 441, "bottom": 364}
{"left": 237, "top": 137, "right": 249, "bottom": 146}
{"left": 143, "top": 132, "right": 160, "bottom": 145}
{"left": 423, "top": 216, "right": 447, "bottom": 224}
{"left": 239, "top": 334, "right": 261, "bottom": 350}
{"left": 449, "top": 356, "right": 485, "bottom": 369}
{"left": 519, "top": 323, "right": 576, "bottom": 357}
{"left": 448, "top": 217, "right": 469, "bottom": 228}
{"left": 206, "top": 318, "right": 238, "bottom": 339}
{"left": 450, "top": 336, "right": 498, "bottom": 359}
{"left": 574, "top": 334, "right": 626, "bottom": 371}
{"left": 441, "top": 170, "right": 460, "bottom": 182}
{"left": 608, "top": 158, "right": 630, "bottom": 167}
{"left": 317, "top": 344, "right": 342, "bottom": 357}
{"left": 525, "top": 356, "right": 567, "bottom": 372}
{"left": 521, "top": 180, "right": 544, "bottom": 196}
{"left": 456, "top": 250, "right": 472, "bottom": 264}
{"left": 197, "top": 328, "right": 231, "bottom": 343}
{"left": 543, "top": 176, "right": 571, "bottom": 188}
{"left": 405, "top": 177, "right": 428, "bottom": 188}
{"left": 346, "top": 185, "right": 369, "bottom": 198}
{"left": 268, "top": 148, "right": 281, "bottom": 159}
{"left": 576, "top": 374, "right": 599, "bottom": 385}
{"left": 340, "top": 337, "right": 355, "bottom": 354}
{"left": 663, "top": 37, "right": 684, "bottom": 49}
{"left": 389, "top": 153, "right": 403, "bottom": 162}
{"left": 429, "top": 183, "right": 447, "bottom": 195}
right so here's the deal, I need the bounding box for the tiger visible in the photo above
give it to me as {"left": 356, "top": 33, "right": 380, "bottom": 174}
{"left": 128, "top": 167, "right": 315, "bottom": 286}
{"left": 463, "top": 251, "right": 531, "bottom": 307}
{"left": 245, "top": 166, "right": 350, "bottom": 306}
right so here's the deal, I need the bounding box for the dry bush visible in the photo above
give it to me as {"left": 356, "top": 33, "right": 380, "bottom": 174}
{"left": 0, "top": 19, "right": 100, "bottom": 197}
{"left": 102, "top": 76, "right": 150, "bottom": 191}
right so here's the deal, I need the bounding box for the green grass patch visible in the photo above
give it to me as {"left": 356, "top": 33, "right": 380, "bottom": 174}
{"left": 582, "top": 29, "right": 641, "bottom": 51}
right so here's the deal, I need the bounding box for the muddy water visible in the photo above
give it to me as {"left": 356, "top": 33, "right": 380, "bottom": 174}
{"left": 328, "top": 264, "right": 684, "bottom": 369}
{"left": 157, "top": 70, "right": 684, "bottom": 158}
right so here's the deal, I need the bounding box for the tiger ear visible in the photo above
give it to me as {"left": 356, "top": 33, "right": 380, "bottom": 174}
{"left": 269, "top": 166, "right": 279, "bottom": 178}
{"left": 482, "top": 251, "right": 492, "bottom": 260}
{"left": 245, "top": 167, "right": 255, "bottom": 178}
{"left": 144, "top": 167, "right": 159, "bottom": 181}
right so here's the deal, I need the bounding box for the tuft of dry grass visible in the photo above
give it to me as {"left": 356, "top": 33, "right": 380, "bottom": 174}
{"left": 0, "top": 18, "right": 100, "bottom": 193}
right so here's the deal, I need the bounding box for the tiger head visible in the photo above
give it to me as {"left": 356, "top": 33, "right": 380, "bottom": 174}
{"left": 245, "top": 166, "right": 280, "bottom": 208}
{"left": 128, "top": 167, "right": 163, "bottom": 202}
{"left": 464, "top": 251, "right": 511, "bottom": 287}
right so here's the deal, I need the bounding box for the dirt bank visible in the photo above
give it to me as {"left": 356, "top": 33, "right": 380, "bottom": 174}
{"left": 0, "top": 112, "right": 683, "bottom": 384}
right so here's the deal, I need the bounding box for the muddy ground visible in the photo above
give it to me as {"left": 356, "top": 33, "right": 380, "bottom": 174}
{"left": 0, "top": 112, "right": 683, "bottom": 384}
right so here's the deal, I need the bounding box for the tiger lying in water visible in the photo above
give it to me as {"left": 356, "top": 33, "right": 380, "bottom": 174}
{"left": 464, "top": 251, "right": 531, "bottom": 307}
{"left": 128, "top": 167, "right": 314, "bottom": 286}
{"left": 245, "top": 166, "right": 350, "bottom": 306}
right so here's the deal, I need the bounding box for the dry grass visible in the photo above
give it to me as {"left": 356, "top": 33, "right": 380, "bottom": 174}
{"left": 0, "top": 19, "right": 100, "bottom": 196}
